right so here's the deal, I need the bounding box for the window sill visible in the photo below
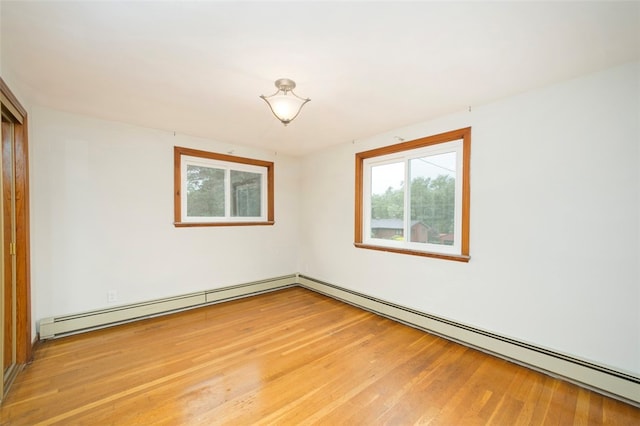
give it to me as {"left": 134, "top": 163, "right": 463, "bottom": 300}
{"left": 354, "top": 243, "right": 470, "bottom": 263}
{"left": 174, "top": 221, "right": 275, "bottom": 227}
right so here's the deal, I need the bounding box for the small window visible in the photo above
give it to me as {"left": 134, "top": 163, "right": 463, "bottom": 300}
{"left": 355, "top": 128, "right": 470, "bottom": 262}
{"left": 174, "top": 147, "right": 274, "bottom": 226}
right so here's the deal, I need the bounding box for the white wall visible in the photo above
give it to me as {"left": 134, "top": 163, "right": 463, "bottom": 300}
{"left": 299, "top": 61, "right": 640, "bottom": 376}
{"left": 30, "top": 108, "right": 300, "bottom": 326}
{"left": 26, "top": 61, "right": 639, "bottom": 378}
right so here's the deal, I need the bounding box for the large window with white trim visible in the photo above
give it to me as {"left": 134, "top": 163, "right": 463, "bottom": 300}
{"left": 355, "top": 128, "right": 470, "bottom": 262}
{"left": 174, "top": 146, "right": 274, "bottom": 226}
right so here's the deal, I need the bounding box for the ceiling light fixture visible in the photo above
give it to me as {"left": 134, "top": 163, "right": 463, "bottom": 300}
{"left": 260, "top": 78, "right": 310, "bottom": 126}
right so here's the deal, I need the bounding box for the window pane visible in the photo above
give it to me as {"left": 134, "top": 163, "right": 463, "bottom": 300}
{"left": 370, "top": 162, "right": 404, "bottom": 241}
{"left": 231, "top": 170, "right": 262, "bottom": 217}
{"left": 186, "top": 165, "right": 225, "bottom": 217}
{"left": 409, "top": 152, "right": 456, "bottom": 245}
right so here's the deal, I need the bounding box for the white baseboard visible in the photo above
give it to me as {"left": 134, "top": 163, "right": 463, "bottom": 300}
{"left": 296, "top": 274, "right": 640, "bottom": 406}
{"left": 37, "top": 273, "right": 639, "bottom": 406}
{"left": 38, "top": 275, "right": 297, "bottom": 339}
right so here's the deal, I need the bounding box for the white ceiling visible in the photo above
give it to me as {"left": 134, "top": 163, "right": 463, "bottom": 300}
{"left": 1, "top": 1, "right": 639, "bottom": 156}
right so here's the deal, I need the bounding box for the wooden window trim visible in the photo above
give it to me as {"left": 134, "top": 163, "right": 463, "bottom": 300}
{"left": 354, "top": 127, "right": 471, "bottom": 262}
{"left": 174, "top": 146, "right": 274, "bottom": 227}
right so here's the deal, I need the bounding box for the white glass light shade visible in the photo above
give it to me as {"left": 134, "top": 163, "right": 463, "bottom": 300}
{"left": 263, "top": 94, "right": 308, "bottom": 124}
{"left": 260, "top": 78, "right": 310, "bottom": 126}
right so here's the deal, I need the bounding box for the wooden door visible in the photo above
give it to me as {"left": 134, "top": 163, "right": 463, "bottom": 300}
{"left": 0, "top": 78, "right": 31, "bottom": 401}
{"left": 2, "top": 117, "right": 16, "bottom": 382}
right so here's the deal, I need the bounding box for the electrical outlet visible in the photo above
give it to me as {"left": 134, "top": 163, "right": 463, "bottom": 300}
{"left": 107, "top": 290, "right": 118, "bottom": 303}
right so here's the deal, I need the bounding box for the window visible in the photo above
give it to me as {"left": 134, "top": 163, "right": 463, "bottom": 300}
{"left": 174, "top": 146, "right": 274, "bottom": 226}
{"left": 355, "top": 127, "right": 470, "bottom": 262}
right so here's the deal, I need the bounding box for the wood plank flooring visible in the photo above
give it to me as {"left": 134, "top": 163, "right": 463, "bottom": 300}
{"left": 1, "top": 287, "right": 638, "bottom": 425}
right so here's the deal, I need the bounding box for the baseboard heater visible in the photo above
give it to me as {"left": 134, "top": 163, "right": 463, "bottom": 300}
{"left": 38, "top": 273, "right": 639, "bottom": 406}
{"left": 38, "top": 275, "right": 297, "bottom": 339}
{"left": 296, "top": 275, "right": 640, "bottom": 407}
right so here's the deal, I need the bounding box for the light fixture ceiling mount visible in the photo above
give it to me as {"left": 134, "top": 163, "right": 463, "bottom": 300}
{"left": 260, "top": 78, "right": 310, "bottom": 126}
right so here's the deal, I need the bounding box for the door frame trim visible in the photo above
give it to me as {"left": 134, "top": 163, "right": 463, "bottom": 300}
{"left": 0, "top": 77, "right": 31, "bottom": 400}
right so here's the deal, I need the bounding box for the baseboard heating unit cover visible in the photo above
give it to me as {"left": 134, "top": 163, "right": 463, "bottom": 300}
{"left": 37, "top": 273, "right": 639, "bottom": 406}
{"left": 297, "top": 275, "right": 640, "bottom": 406}
{"left": 38, "top": 275, "right": 296, "bottom": 339}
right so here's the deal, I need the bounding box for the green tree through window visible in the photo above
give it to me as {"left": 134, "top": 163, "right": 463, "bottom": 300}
{"left": 187, "top": 165, "right": 225, "bottom": 217}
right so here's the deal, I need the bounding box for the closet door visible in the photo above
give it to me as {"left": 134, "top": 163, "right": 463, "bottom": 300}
{"left": 0, "top": 78, "right": 31, "bottom": 400}
{"left": 1, "top": 115, "right": 17, "bottom": 390}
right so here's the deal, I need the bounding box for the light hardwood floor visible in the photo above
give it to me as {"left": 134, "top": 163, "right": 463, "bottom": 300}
{"left": 1, "top": 287, "right": 638, "bottom": 425}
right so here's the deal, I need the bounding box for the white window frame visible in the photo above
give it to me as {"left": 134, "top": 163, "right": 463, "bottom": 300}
{"left": 362, "top": 140, "right": 463, "bottom": 255}
{"left": 174, "top": 146, "right": 274, "bottom": 227}
{"left": 181, "top": 156, "right": 267, "bottom": 223}
{"left": 355, "top": 128, "right": 471, "bottom": 262}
